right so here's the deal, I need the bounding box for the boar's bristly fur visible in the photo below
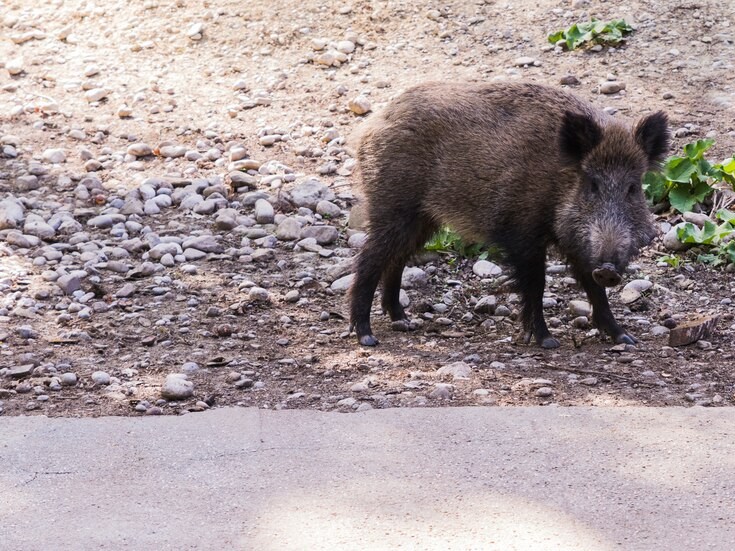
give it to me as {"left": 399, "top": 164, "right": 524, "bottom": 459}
{"left": 349, "top": 82, "right": 669, "bottom": 348}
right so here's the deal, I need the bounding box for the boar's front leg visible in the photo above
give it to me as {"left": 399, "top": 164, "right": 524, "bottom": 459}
{"left": 511, "top": 249, "right": 560, "bottom": 349}
{"left": 573, "top": 269, "right": 636, "bottom": 345}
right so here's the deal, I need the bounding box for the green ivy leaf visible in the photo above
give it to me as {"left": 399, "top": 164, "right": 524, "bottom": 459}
{"left": 683, "top": 138, "right": 714, "bottom": 161}
{"left": 642, "top": 171, "right": 668, "bottom": 204}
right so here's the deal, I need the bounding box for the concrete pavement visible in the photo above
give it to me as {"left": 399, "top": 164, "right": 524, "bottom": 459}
{"left": 1, "top": 406, "right": 734, "bottom": 550}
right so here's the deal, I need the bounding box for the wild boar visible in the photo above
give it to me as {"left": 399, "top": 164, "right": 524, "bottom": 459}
{"left": 350, "top": 81, "right": 669, "bottom": 348}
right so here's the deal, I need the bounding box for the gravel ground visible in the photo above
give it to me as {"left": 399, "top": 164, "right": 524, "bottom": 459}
{"left": 1, "top": 0, "right": 735, "bottom": 416}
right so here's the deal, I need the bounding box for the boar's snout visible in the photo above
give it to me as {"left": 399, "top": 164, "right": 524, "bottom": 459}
{"left": 592, "top": 263, "right": 622, "bottom": 287}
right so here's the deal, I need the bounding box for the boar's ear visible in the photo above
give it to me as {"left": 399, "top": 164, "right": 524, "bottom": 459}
{"left": 635, "top": 111, "right": 670, "bottom": 165}
{"left": 559, "top": 111, "right": 602, "bottom": 166}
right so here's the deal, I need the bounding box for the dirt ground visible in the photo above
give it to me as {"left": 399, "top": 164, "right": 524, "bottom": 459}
{"left": 1, "top": 0, "right": 734, "bottom": 416}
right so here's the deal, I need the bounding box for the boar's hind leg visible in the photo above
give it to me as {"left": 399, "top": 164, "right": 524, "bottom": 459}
{"left": 350, "top": 215, "right": 436, "bottom": 346}
{"left": 511, "top": 250, "right": 559, "bottom": 349}
{"left": 380, "top": 217, "right": 438, "bottom": 328}
{"left": 350, "top": 235, "right": 386, "bottom": 346}
{"left": 574, "top": 270, "right": 636, "bottom": 345}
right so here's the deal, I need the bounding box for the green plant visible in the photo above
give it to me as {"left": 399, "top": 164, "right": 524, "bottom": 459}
{"left": 548, "top": 19, "right": 633, "bottom": 50}
{"left": 677, "top": 209, "right": 735, "bottom": 266}
{"left": 643, "top": 139, "right": 735, "bottom": 213}
{"left": 657, "top": 254, "right": 682, "bottom": 268}
{"left": 424, "top": 227, "right": 496, "bottom": 260}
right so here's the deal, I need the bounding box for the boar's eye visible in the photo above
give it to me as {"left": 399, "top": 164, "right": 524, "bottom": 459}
{"left": 627, "top": 183, "right": 639, "bottom": 196}
{"left": 588, "top": 178, "right": 599, "bottom": 194}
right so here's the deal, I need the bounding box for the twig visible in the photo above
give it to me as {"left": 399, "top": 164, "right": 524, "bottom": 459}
{"left": 538, "top": 362, "right": 659, "bottom": 386}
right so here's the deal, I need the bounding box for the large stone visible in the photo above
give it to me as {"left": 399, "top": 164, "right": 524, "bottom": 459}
{"left": 254, "top": 199, "right": 275, "bottom": 224}
{"left": 148, "top": 242, "right": 182, "bottom": 260}
{"left": 330, "top": 274, "right": 354, "bottom": 293}
{"left": 436, "top": 361, "right": 472, "bottom": 380}
{"left": 401, "top": 267, "right": 428, "bottom": 288}
{"left": 569, "top": 300, "right": 592, "bottom": 318}
{"left": 663, "top": 223, "right": 691, "bottom": 252}
{"left": 57, "top": 273, "right": 82, "bottom": 295}
{"left": 0, "top": 197, "right": 24, "bottom": 230}
{"left": 299, "top": 225, "right": 339, "bottom": 245}
{"left": 182, "top": 235, "right": 223, "bottom": 253}
{"left": 290, "top": 178, "right": 335, "bottom": 210}
{"left": 275, "top": 218, "right": 301, "bottom": 241}
{"left": 23, "top": 214, "right": 55, "bottom": 240}
{"left": 472, "top": 260, "right": 502, "bottom": 278}
{"left": 160, "top": 374, "right": 194, "bottom": 400}
{"left": 620, "top": 279, "right": 654, "bottom": 304}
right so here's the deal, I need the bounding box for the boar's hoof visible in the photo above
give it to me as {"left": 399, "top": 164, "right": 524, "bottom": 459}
{"left": 615, "top": 333, "right": 637, "bottom": 345}
{"left": 592, "top": 264, "right": 622, "bottom": 287}
{"left": 541, "top": 336, "right": 561, "bottom": 349}
{"left": 358, "top": 334, "right": 379, "bottom": 346}
{"left": 391, "top": 319, "right": 417, "bottom": 332}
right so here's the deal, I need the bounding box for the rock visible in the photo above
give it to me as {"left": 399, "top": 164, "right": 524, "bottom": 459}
{"left": 229, "top": 171, "right": 257, "bottom": 190}
{"left": 474, "top": 295, "right": 497, "bottom": 314}
{"left": 347, "top": 232, "right": 367, "bottom": 248}
{"left": 6, "top": 58, "right": 24, "bottom": 75}
{"left": 348, "top": 95, "right": 371, "bottom": 115}
{"left": 572, "top": 316, "right": 589, "bottom": 329}
{"left": 17, "top": 175, "right": 40, "bottom": 191}
{"left": 300, "top": 225, "right": 338, "bottom": 245}
{"left": 91, "top": 371, "right": 111, "bottom": 385}
{"left": 85, "top": 88, "right": 109, "bottom": 102}
{"left": 254, "top": 199, "right": 275, "bottom": 224}
{"left": 436, "top": 361, "right": 471, "bottom": 380}
{"left": 401, "top": 266, "right": 428, "bottom": 288}
{"left": 17, "top": 326, "right": 36, "bottom": 339}
{"left": 663, "top": 223, "right": 690, "bottom": 251}
{"left": 159, "top": 145, "right": 187, "bottom": 158}
{"left": 560, "top": 74, "right": 580, "bottom": 86}
{"left": 330, "top": 274, "right": 354, "bottom": 293}
{"left": 494, "top": 305, "right": 511, "bottom": 317}
{"left": 472, "top": 260, "right": 502, "bottom": 278}
{"left": 181, "top": 362, "right": 199, "bottom": 374}
{"left": 514, "top": 56, "right": 538, "bottom": 66}
{"left": 148, "top": 242, "right": 181, "bottom": 260}
{"left": 337, "top": 40, "right": 356, "bottom": 54}
{"left": 5, "top": 231, "right": 34, "bottom": 248}
{"left": 0, "top": 197, "right": 25, "bottom": 229}
{"left": 42, "top": 148, "right": 66, "bottom": 163}
{"left": 23, "top": 214, "right": 55, "bottom": 240}
{"left": 580, "top": 377, "right": 598, "bottom": 386}
{"left": 682, "top": 211, "right": 711, "bottom": 227}
{"left": 88, "top": 214, "right": 124, "bottom": 228}
{"left": 116, "top": 283, "right": 136, "bottom": 297}
{"left": 429, "top": 383, "right": 453, "bottom": 400}
{"left": 127, "top": 143, "right": 153, "bottom": 157}
{"left": 348, "top": 203, "right": 368, "bottom": 230}
{"left": 569, "top": 300, "right": 592, "bottom": 317}
{"left": 599, "top": 81, "right": 624, "bottom": 94}
{"left": 316, "top": 200, "right": 342, "bottom": 218}
{"left": 9, "top": 364, "right": 34, "bottom": 378}
{"left": 248, "top": 287, "right": 271, "bottom": 302}
{"left": 290, "top": 178, "right": 335, "bottom": 210}
{"left": 284, "top": 290, "right": 300, "bottom": 303}
{"left": 275, "top": 218, "right": 301, "bottom": 240}
{"left": 57, "top": 273, "right": 82, "bottom": 295}
{"left": 535, "top": 386, "right": 553, "bottom": 397}
{"left": 161, "top": 374, "right": 194, "bottom": 400}
{"left": 669, "top": 315, "right": 719, "bottom": 347}
{"left": 60, "top": 372, "right": 78, "bottom": 386}
{"left": 620, "top": 279, "right": 653, "bottom": 304}
{"left": 187, "top": 22, "right": 204, "bottom": 40}
{"left": 182, "top": 235, "right": 223, "bottom": 253}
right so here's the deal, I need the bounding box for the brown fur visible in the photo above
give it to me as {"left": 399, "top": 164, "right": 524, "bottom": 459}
{"left": 350, "top": 81, "right": 669, "bottom": 348}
